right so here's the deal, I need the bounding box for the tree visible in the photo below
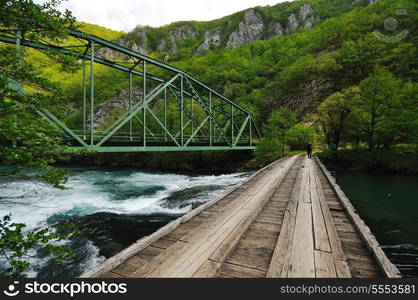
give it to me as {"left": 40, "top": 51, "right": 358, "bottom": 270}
{"left": 254, "top": 136, "right": 282, "bottom": 164}
{"left": 263, "top": 108, "right": 297, "bottom": 157}
{"left": 0, "top": 214, "right": 79, "bottom": 278}
{"left": 286, "top": 124, "right": 316, "bottom": 151}
{"left": 0, "top": 0, "right": 78, "bottom": 277}
{"left": 315, "top": 87, "right": 359, "bottom": 152}
{"left": 356, "top": 68, "right": 403, "bottom": 151}
{"left": 0, "top": 0, "right": 76, "bottom": 186}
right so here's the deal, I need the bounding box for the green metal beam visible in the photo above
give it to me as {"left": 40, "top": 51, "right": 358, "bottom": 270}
{"left": 233, "top": 116, "right": 250, "bottom": 147}
{"left": 96, "top": 74, "right": 180, "bottom": 147}
{"left": 133, "top": 115, "right": 156, "bottom": 138}
{"left": 0, "top": 29, "right": 263, "bottom": 153}
{"left": 175, "top": 120, "right": 191, "bottom": 139}
{"left": 146, "top": 107, "right": 181, "bottom": 147}
{"left": 184, "top": 116, "right": 209, "bottom": 147}
{"left": 184, "top": 77, "right": 229, "bottom": 142}
{"left": 68, "top": 30, "right": 255, "bottom": 114}
{"left": 167, "top": 86, "right": 207, "bottom": 136}
{"left": 98, "top": 82, "right": 165, "bottom": 140}
{"left": 70, "top": 146, "right": 256, "bottom": 152}
{"left": 38, "top": 109, "right": 89, "bottom": 147}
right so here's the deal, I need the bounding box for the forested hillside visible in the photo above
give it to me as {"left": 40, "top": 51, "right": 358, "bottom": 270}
{"left": 109, "top": 0, "right": 375, "bottom": 61}
{"left": 2, "top": 0, "right": 417, "bottom": 172}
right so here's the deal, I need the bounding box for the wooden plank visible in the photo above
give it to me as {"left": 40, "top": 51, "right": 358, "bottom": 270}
{"left": 248, "top": 220, "right": 282, "bottom": 233}
{"left": 112, "top": 262, "right": 140, "bottom": 276}
{"left": 193, "top": 259, "right": 222, "bottom": 278}
{"left": 226, "top": 247, "right": 272, "bottom": 272}
{"left": 219, "top": 263, "right": 265, "bottom": 278}
{"left": 349, "top": 259, "right": 381, "bottom": 272}
{"left": 312, "top": 163, "right": 351, "bottom": 278}
{"left": 100, "top": 271, "right": 123, "bottom": 278}
{"left": 287, "top": 201, "right": 315, "bottom": 278}
{"left": 313, "top": 165, "right": 348, "bottom": 262}
{"left": 310, "top": 166, "right": 332, "bottom": 253}
{"left": 151, "top": 238, "right": 177, "bottom": 249}
{"left": 315, "top": 157, "right": 401, "bottom": 278}
{"left": 351, "top": 268, "right": 381, "bottom": 278}
{"left": 267, "top": 157, "right": 303, "bottom": 278}
{"left": 238, "top": 235, "right": 277, "bottom": 250}
{"left": 314, "top": 250, "right": 337, "bottom": 278}
{"left": 130, "top": 239, "right": 189, "bottom": 277}
{"left": 207, "top": 192, "right": 269, "bottom": 264}
{"left": 179, "top": 195, "right": 252, "bottom": 243}
{"left": 299, "top": 156, "right": 311, "bottom": 204}
{"left": 336, "top": 260, "right": 351, "bottom": 278}
{"left": 266, "top": 210, "right": 291, "bottom": 277}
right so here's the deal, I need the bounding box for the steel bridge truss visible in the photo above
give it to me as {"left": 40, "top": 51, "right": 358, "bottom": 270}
{"left": 0, "top": 30, "right": 261, "bottom": 152}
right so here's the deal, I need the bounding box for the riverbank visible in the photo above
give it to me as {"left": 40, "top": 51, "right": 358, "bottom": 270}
{"left": 317, "top": 146, "right": 418, "bottom": 175}
{"left": 65, "top": 150, "right": 255, "bottom": 175}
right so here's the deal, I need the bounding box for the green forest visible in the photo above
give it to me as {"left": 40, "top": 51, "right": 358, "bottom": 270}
{"left": 1, "top": 0, "right": 417, "bottom": 176}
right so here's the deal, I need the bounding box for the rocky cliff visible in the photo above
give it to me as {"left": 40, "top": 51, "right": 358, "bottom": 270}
{"left": 99, "top": 0, "right": 377, "bottom": 60}
{"left": 101, "top": 2, "right": 321, "bottom": 58}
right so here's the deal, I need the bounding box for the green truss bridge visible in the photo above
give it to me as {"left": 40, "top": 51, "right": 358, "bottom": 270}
{"left": 1, "top": 30, "right": 261, "bottom": 152}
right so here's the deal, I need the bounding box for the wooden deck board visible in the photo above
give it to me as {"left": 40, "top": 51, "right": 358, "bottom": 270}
{"left": 82, "top": 155, "right": 397, "bottom": 279}
{"left": 287, "top": 201, "right": 315, "bottom": 277}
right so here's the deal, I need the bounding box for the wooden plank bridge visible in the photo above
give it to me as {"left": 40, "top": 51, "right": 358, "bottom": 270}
{"left": 81, "top": 155, "right": 401, "bottom": 278}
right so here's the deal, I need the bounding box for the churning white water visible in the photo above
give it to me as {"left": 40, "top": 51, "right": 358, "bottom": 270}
{"left": 0, "top": 168, "right": 250, "bottom": 277}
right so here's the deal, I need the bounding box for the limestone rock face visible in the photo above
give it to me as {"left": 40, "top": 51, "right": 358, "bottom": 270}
{"left": 87, "top": 87, "right": 144, "bottom": 130}
{"left": 98, "top": 26, "right": 150, "bottom": 58}
{"left": 197, "top": 30, "right": 222, "bottom": 53}
{"left": 304, "top": 15, "right": 318, "bottom": 29}
{"left": 299, "top": 3, "right": 313, "bottom": 21}
{"left": 286, "top": 14, "right": 300, "bottom": 33}
{"left": 226, "top": 9, "right": 265, "bottom": 49}
{"left": 286, "top": 3, "right": 316, "bottom": 33}
{"left": 157, "top": 25, "right": 196, "bottom": 53}
{"left": 269, "top": 22, "right": 284, "bottom": 38}
{"left": 100, "top": 2, "right": 325, "bottom": 58}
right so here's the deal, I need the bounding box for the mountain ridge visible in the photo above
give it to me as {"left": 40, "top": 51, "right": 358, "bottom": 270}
{"left": 100, "top": 0, "right": 376, "bottom": 61}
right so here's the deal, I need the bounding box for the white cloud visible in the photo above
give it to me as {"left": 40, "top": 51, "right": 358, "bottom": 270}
{"left": 36, "top": 0, "right": 291, "bottom": 32}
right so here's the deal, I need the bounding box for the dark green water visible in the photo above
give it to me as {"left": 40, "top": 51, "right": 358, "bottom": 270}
{"left": 336, "top": 172, "right": 418, "bottom": 277}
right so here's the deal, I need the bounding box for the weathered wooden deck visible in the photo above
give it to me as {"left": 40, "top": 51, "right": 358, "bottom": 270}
{"left": 81, "top": 155, "right": 401, "bottom": 278}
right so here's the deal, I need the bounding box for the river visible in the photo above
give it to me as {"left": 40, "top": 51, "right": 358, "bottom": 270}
{"left": 336, "top": 172, "right": 418, "bottom": 278}
{"left": 0, "top": 167, "right": 251, "bottom": 278}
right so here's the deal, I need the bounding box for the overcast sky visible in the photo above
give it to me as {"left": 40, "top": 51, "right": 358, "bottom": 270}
{"left": 36, "top": 0, "right": 291, "bottom": 32}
